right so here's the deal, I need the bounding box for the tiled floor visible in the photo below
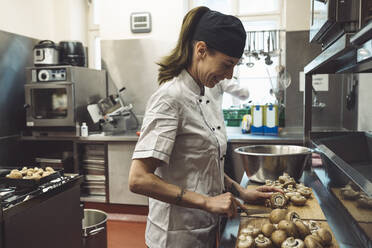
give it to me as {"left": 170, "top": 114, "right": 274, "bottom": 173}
{"left": 107, "top": 219, "right": 147, "bottom": 248}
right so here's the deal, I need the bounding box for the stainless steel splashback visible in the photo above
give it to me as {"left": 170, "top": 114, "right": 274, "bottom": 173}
{"left": 100, "top": 39, "right": 174, "bottom": 117}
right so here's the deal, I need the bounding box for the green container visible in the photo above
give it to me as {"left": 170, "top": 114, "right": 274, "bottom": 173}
{"left": 226, "top": 119, "right": 241, "bottom": 127}
{"left": 223, "top": 108, "right": 251, "bottom": 127}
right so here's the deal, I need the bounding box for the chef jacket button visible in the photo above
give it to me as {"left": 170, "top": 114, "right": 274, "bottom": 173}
{"left": 217, "top": 126, "right": 221, "bottom": 129}
{"left": 220, "top": 157, "right": 224, "bottom": 161}
{"left": 206, "top": 100, "right": 210, "bottom": 104}
{"left": 199, "top": 99, "right": 202, "bottom": 103}
{"left": 212, "top": 127, "right": 215, "bottom": 131}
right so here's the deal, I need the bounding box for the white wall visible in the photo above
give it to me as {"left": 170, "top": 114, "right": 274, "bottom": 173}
{"left": 0, "top": 0, "right": 87, "bottom": 45}
{"left": 99, "top": 0, "right": 187, "bottom": 42}
{"left": 285, "top": 0, "right": 311, "bottom": 31}
{"left": 357, "top": 73, "right": 372, "bottom": 131}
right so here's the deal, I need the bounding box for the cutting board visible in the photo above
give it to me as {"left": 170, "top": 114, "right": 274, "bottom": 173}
{"left": 331, "top": 188, "right": 372, "bottom": 223}
{"left": 236, "top": 217, "right": 339, "bottom": 248}
{"left": 243, "top": 185, "right": 326, "bottom": 220}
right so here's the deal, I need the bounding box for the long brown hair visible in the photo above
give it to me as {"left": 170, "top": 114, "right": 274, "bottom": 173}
{"left": 157, "top": 6, "right": 210, "bottom": 85}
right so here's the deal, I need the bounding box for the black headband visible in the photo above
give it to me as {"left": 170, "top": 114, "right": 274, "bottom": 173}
{"left": 193, "top": 10, "right": 246, "bottom": 58}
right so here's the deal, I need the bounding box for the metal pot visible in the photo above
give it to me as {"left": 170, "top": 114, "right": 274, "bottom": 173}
{"left": 33, "top": 40, "right": 60, "bottom": 66}
{"left": 82, "top": 209, "right": 108, "bottom": 248}
{"left": 234, "top": 145, "right": 312, "bottom": 183}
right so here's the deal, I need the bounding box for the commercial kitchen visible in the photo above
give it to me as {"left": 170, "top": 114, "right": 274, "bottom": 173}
{"left": 0, "top": 0, "right": 372, "bottom": 247}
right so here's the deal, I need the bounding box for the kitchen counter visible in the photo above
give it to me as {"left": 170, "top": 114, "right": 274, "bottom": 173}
{"left": 20, "top": 130, "right": 139, "bottom": 142}
{"left": 219, "top": 169, "right": 371, "bottom": 248}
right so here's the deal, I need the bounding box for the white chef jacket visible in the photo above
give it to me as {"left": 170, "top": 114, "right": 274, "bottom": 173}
{"left": 132, "top": 69, "right": 227, "bottom": 248}
{"left": 205, "top": 79, "right": 250, "bottom": 127}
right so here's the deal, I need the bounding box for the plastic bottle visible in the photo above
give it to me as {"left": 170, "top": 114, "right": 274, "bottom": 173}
{"left": 81, "top": 122, "right": 88, "bottom": 137}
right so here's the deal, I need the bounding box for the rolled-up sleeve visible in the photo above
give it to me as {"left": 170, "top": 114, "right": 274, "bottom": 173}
{"left": 132, "top": 97, "right": 178, "bottom": 165}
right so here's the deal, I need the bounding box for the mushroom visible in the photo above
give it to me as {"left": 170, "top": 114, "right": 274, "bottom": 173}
{"left": 357, "top": 195, "right": 372, "bottom": 209}
{"left": 286, "top": 211, "right": 300, "bottom": 222}
{"left": 240, "top": 225, "right": 260, "bottom": 238}
{"left": 278, "top": 220, "right": 298, "bottom": 237}
{"left": 285, "top": 192, "right": 301, "bottom": 199}
{"left": 283, "top": 178, "right": 296, "bottom": 188}
{"left": 254, "top": 234, "right": 272, "bottom": 248}
{"left": 271, "top": 229, "right": 287, "bottom": 247}
{"left": 293, "top": 219, "right": 310, "bottom": 239}
{"left": 261, "top": 223, "right": 275, "bottom": 237}
{"left": 241, "top": 225, "right": 255, "bottom": 236}
{"left": 279, "top": 174, "right": 290, "bottom": 184}
{"left": 290, "top": 195, "right": 307, "bottom": 206}
{"left": 281, "top": 237, "right": 305, "bottom": 248}
{"left": 266, "top": 192, "right": 288, "bottom": 209}
{"left": 237, "top": 235, "right": 254, "bottom": 248}
{"left": 265, "top": 180, "right": 274, "bottom": 186}
{"left": 297, "top": 187, "right": 312, "bottom": 198}
{"left": 304, "top": 235, "right": 323, "bottom": 248}
{"left": 270, "top": 208, "right": 288, "bottom": 224}
{"left": 306, "top": 220, "right": 321, "bottom": 233}
{"left": 314, "top": 228, "right": 332, "bottom": 246}
{"left": 340, "top": 188, "right": 360, "bottom": 200}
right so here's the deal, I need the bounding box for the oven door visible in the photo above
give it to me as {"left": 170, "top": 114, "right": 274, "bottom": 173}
{"left": 25, "top": 83, "right": 75, "bottom": 127}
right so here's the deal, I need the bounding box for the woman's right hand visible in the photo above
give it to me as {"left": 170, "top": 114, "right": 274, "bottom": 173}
{"left": 204, "top": 192, "right": 238, "bottom": 218}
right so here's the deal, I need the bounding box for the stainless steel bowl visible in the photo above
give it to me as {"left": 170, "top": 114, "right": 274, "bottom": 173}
{"left": 234, "top": 145, "right": 312, "bottom": 183}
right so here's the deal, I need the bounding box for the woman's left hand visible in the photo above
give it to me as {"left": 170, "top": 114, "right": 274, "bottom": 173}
{"left": 240, "top": 185, "right": 283, "bottom": 204}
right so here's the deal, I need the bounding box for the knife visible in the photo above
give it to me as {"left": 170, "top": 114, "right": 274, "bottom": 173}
{"left": 234, "top": 197, "right": 271, "bottom": 216}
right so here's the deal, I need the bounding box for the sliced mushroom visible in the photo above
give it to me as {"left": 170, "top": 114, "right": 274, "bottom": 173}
{"left": 254, "top": 234, "right": 272, "bottom": 248}
{"left": 281, "top": 237, "right": 305, "bottom": 248}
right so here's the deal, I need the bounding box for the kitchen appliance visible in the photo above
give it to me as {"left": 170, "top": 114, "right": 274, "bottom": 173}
{"left": 59, "top": 41, "right": 87, "bottom": 67}
{"left": 234, "top": 145, "right": 312, "bottom": 183}
{"left": 87, "top": 87, "right": 138, "bottom": 134}
{"left": 33, "top": 40, "right": 60, "bottom": 66}
{"left": 310, "top": 0, "right": 362, "bottom": 49}
{"left": 24, "top": 66, "right": 106, "bottom": 130}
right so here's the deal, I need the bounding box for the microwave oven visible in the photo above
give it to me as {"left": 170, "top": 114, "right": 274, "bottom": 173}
{"left": 310, "top": 0, "right": 362, "bottom": 49}
{"left": 24, "top": 66, "right": 106, "bottom": 128}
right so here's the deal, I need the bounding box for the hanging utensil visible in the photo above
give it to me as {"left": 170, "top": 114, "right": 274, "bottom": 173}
{"left": 252, "top": 32, "right": 260, "bottom": 60}
{"left": 265, "top": 31, "right": 273, "bottom": 65}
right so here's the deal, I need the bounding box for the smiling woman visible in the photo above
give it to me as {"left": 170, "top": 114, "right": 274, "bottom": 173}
{"left": 190, "top": 0, "right": 284, "bottom": 107}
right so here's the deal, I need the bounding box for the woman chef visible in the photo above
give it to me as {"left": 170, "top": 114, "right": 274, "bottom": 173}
{"left": 129, "top": 6, "right": 281, "bottom": 248}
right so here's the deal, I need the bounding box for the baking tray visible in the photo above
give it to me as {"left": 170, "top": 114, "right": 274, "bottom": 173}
{"left": 0, "top": 168, "right": 63, "bottom": 188}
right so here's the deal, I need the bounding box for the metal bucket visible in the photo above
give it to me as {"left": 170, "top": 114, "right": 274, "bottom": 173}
{"left": 234, "top": 145, "right": 312, "bottom": 183}
{"left": 82, "top": 209, "right": 108, "bottom": 248}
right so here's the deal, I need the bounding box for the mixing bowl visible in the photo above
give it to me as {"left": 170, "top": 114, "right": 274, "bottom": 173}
{"left": 234, "top": 145, "right": 312, "bottom": 183}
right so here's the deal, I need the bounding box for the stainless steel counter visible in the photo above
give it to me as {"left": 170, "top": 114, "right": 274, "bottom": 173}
{"left": 220, "top": 169, "right": 371, "bottom": 248}
{"left": 20, "top": 131, "right": 139, "bottom": 142}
